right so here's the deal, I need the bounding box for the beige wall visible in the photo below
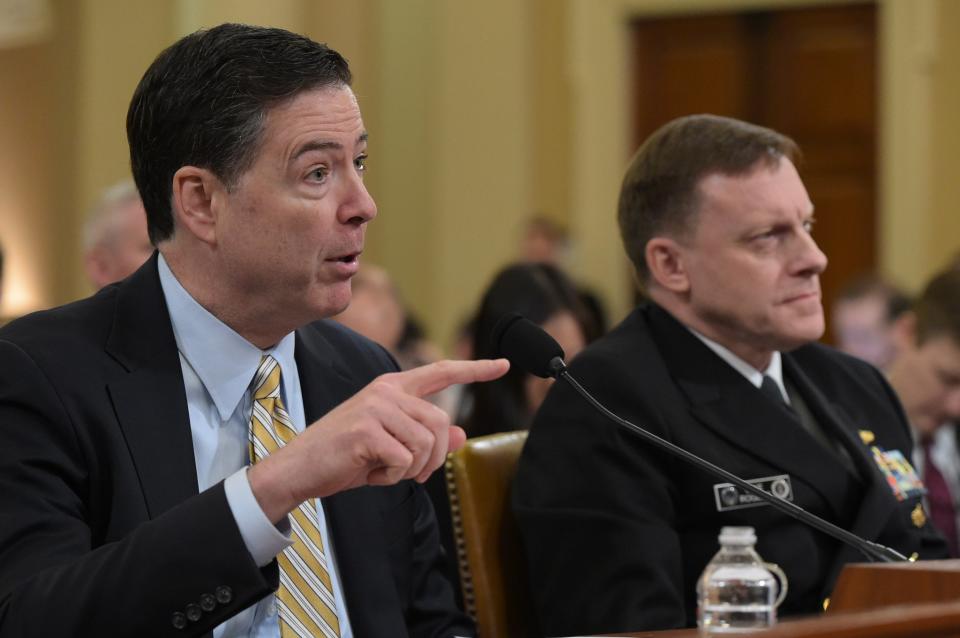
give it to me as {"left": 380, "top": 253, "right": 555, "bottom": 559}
{"left": 1, "top": 0, "right": 958, "bottom": 345}
{"left": 879, "top": 0, "right": 960, "bottom": 288}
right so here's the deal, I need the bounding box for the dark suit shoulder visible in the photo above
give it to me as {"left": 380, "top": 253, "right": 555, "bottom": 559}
{"left": 566, "top": 306, "right": 657, "bottom": 380}
{"left": 0, "top": 286, "right": 119, "bottom": 352}
{"left": 297, "top": 319, "right": 399, "bottom": 376}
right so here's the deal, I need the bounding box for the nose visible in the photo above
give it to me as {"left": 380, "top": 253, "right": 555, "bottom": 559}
{"left": 792, "top": 229, "right": 828, "bottom": 278}
{"left": 338, "top": 170, "right": 377, "bottom": 226}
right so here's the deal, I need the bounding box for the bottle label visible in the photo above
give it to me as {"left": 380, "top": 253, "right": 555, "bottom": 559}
{"left": 713, "top": 474, "right": 793, "bottom": 512}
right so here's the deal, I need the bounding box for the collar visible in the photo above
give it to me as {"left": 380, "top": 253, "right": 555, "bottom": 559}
{"left": 687, "top": 327, "right": 789, "bottom": 402}
{"left": 157, "top": 253, "right": 297, "bottom": 421}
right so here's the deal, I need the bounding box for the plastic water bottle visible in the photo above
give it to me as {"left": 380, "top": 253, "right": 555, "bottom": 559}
{"left": 696, "top": 526, "right": 787, "bottom": 634}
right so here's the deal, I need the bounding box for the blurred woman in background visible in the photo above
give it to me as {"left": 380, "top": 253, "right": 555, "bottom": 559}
{"left": 460, "top": 262, "right": 593, "bottom": 436}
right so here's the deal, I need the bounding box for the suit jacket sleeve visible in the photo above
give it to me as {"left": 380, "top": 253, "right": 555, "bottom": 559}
{"left": 0, "top": 338, "right": 277, "bottom": 637}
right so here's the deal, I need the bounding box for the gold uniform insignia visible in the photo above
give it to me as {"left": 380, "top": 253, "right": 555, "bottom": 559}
{"left": 858, "top": 430, "right": 875, "bottom": 445}
{"left": 911, "top": 503, "right": 927, "bottom": 528}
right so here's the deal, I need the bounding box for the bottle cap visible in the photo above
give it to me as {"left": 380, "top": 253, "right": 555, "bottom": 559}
{"left": 718, "top": 526, "right": 757, "bottom": 545}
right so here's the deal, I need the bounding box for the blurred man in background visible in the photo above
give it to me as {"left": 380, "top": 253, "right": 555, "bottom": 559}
{"left": 832, "top": 274, "right": 911, "bottom": 369}
{"left": 82, "top": 180, "right": 154, "bottom": 289}
{"left": 332, "top": 264, "right": 406, "bottom": 354}
{"left": 887, "top": 267, "right": 960, "bottom": 556}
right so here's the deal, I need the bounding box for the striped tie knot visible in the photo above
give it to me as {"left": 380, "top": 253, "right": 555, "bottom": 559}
{"left": 253, "top": 355, "right": 282, "bottom": 403}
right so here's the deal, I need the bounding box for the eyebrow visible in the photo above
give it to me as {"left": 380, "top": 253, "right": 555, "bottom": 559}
{"left": 292, "top": 132, "right": 369, "bottom": 161}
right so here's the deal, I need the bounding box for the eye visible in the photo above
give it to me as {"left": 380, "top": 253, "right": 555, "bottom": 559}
{"left": 752, "top": 228, "right": 780, "bottom": 243}
{"left": 307, "top": 166, "right": 329, "bottom": 183}
{"left": 355, "top": 153, "right": 368, "bottom": 174}
{"left": 803, "top": 218, "right": 816, "bottom": 233}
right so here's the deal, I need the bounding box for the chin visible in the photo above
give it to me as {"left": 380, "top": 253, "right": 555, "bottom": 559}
{"left": 772, "top": 324, "right": 825, "bottom": 352}
{"left": 310, "top": 284, "right": 353, "bottom": 319}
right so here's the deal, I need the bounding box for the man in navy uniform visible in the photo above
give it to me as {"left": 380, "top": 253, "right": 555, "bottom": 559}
{"left": 513, "top": 114, "right": 947, "bottom": 635}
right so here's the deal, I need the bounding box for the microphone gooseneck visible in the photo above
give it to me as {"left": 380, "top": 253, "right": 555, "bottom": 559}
{"left": 494, "top": 313, "right": 908, "bottom": 564}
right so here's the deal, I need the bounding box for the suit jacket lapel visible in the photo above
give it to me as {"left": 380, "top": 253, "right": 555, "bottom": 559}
{"left": 647, "top": 305, "right": 853, "bottom": 521}
{"left": 104, "top": 254, "right": 199, "bottom": 518}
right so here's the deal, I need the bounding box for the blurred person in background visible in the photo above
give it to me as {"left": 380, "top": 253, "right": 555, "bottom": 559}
{"left": 831, "top": 274, "right": 911, "bottom": 369}
{"left": 82, "top": 180, "right": 154, "bottom": 289}
{"left": 519, "top": 215, "right": 568, "bottom": 265}
{"left": 887, "top": 267, "right": 960, "bottom": 556}
{"left": 519, "top": 215, "right": 608, "bottom": 340}
{"left": 332, "top": 263, "right": 405, "bottom": 352}
{"left": 459, "top": 261, "right": 590, "bottom": 438}
{"left": 333, "top": 264, "right": 455, "bottom": 414}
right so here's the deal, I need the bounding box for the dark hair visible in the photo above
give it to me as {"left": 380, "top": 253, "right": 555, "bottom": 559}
{"left": 127, "top": 23, "right": 352, "bottom": 244}
{"left": 618, "top": 114, "right": 799, "bottom": 286}
{"left": 462, "top": 262, "right": 589, "bottom": 437}
{"left": 835, "top": 274, "right": 912, "bottom": 323}
{"left": 913, "top": 268, "right": 960, "bottom": 346}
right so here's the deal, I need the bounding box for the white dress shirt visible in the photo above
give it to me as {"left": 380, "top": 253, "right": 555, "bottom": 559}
{"left": 158, "top": 254, "right": 353, "bottom": 638}
{"left": 688, "top": 328, "right": 789, "bottom": 403}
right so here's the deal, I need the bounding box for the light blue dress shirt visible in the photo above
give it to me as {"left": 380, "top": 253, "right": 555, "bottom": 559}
{"left": 158, "top": 254, "right": 353, "bottom": 638}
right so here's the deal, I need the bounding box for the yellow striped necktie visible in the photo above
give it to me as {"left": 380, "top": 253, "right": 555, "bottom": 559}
{"left": 248, "top": 355, "right": 341, "bottom": 638}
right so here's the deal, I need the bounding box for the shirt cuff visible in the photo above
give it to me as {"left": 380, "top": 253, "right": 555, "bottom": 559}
{"left": 224, "top": 467, "right": 293, "bottom": 567}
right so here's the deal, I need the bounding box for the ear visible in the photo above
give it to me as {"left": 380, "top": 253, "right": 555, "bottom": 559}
{"left": 891, "top": 311, "right": 919, "bottom": 350}
{"left": 646, "top": 237, "right": 690, "bottom": 294}
{"left": 170, "top": 166, "right": 223, "bottom": 246}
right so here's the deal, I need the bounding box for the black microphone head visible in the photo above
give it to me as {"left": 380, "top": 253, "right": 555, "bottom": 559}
{"left": 491, "top": 313, "right": 566, "bottom": 378}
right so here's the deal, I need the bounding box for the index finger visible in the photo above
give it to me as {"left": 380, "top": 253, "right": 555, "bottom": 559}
{"left": 393, "top": 358, "right": 510, "bottom": 397}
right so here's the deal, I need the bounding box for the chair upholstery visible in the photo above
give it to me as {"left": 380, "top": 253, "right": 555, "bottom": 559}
{"left": 445, "top": 431, "right": 533, "bottom": 638}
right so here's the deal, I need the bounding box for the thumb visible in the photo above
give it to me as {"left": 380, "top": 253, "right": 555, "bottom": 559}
{"left": 447, "top": 424, "right": 467, "bottom": 453}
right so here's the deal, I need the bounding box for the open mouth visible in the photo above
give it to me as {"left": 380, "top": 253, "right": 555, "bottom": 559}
{"left": 329, "top": 252, "right": 360, "bottom": 264}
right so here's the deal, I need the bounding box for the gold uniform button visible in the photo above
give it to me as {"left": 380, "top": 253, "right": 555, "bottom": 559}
{"left": 911, "top": 503, "right": 927, "bottom": 528}
{"left": 858, "top": 430, "right": 875, "bottom": 445}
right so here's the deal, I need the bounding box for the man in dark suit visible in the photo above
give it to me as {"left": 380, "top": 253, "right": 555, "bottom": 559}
{"left": 512, "top": 114, "right": 948, "bottom": 635}
{"left": 0, "top": 24, "right": 506, "bottom": 637}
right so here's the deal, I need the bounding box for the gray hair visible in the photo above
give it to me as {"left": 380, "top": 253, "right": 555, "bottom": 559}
{"left": 82, "top": 180, "right": 144, "bottom": 253}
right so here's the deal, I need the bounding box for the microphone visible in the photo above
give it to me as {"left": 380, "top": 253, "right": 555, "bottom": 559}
{"left": 491, "top": 313, "right": 907, "bottom": 563}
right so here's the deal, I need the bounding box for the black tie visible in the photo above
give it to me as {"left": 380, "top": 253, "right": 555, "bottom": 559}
{"left": 761, "top": 375, "right": 787, "bottom": 406}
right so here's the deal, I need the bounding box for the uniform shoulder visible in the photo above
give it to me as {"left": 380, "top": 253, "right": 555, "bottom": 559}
{"left": 567, "top": 306, "right": 656, "bottom": 374}
{"left": 789, "top": 341, "right": 894, "bottom": 407}
{"left": 791, "top": 341, "right": 883, "bottom": 381}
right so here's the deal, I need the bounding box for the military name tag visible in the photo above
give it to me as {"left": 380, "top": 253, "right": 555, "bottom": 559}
{"left": 713, "top": 474, "right": 793, "bottom": 512}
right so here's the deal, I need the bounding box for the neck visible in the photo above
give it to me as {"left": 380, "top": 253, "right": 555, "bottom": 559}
{"left": 160, "top": 246, "right": 288, "bottom": 350}
{"left": 651, "top": 293, "right": 773, "bottom": 372}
